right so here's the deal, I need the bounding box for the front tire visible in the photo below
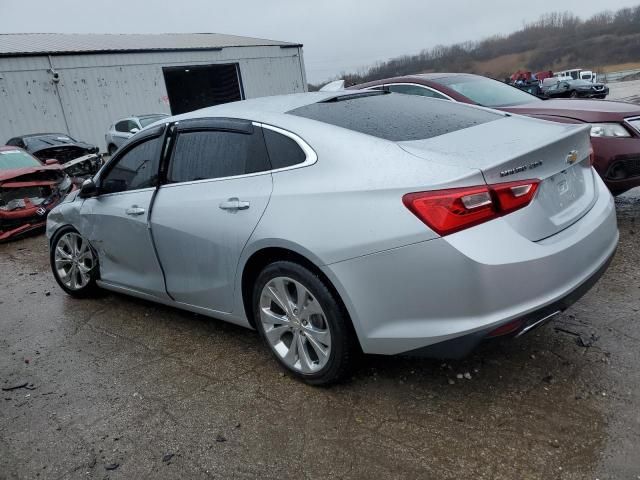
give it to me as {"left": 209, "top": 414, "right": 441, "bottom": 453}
{"left": 50, "top": 227, "right": 100, "bottom": 298}
{"left": 253, "top": 261, "right": 356, "bottom": 385}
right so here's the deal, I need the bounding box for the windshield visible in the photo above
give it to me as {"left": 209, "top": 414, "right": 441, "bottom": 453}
{"left": 139, "top": 115, "right": 168, "bottom": 128}
{"left": 0, "top": 150, "right": 42, "bottom": 170}
{"left": 436, "top": 75, "right": 542, "bottom": 107}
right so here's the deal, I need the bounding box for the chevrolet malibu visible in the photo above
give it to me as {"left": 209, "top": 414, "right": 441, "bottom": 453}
{"left": 47, "top": 91, "right": 618, "bottom": 385}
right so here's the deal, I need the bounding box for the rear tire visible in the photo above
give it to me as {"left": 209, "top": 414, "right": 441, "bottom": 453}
{"left": 107, "top": 144, "right": 117, "bottom": 156}
{"left": 50, "top": 226, "right": 100, "bottom": 298}
{"left": 253, "top": 261, "right": 356, "bottom": 386}
{"left": 570, "top": 90, "right": 579, "bottom": 98}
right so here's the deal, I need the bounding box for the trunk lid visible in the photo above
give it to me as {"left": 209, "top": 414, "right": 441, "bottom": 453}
{"left": 398, "top": 115, "right": 597, "bottom": 241}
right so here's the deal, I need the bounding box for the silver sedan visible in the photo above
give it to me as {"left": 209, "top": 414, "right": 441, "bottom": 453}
{"left": 47, "top": 91, "right": 618, "bottom": 385}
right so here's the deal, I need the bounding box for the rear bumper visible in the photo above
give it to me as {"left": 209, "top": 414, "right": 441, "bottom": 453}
{"left": 324, "top": 174, "right": 618, "bottom": 355}
{"left": 404, "top": 245, "right": 615, "bottom": 358}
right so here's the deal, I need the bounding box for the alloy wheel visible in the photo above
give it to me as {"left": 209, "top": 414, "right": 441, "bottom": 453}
{"left": 259, "top": 276, "right": 332, "bottom": 373}
{"left": 54, "top": 232, "right": 95, "bottom": 291}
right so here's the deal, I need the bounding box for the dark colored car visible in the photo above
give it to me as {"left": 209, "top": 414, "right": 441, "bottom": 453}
{"left": 350, "top": 73, "right": 640, "bottom": 195}
{"left": 0, "top": 146, "right": 73, "bottom": 241}
{"left": 6, "top": 133, "right": 99, "bottom": 164}
{"left": 542, "top": 79, "right": 609, "bottom": 99}
{"left": 513, "top": 81, "right": 542, "bottom": 97}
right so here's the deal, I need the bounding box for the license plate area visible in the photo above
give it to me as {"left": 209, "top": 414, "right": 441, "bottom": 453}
{"left": 537, "top": 161, "right": 591, "bottom": 225}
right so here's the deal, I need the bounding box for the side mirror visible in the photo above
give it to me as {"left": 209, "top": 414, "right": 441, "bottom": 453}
{"left": 79, "top": 179, "right": 98, "bottom": 198}
{"left": 45, "top": 159, "right": 59, "bottom": 165}
{"left": 129, "top": 127, "right": 140, "bottom": 134}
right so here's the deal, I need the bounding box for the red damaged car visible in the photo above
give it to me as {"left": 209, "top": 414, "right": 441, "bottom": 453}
{"left": 351, "top": 73, "right": 640, "bottom": 195}
{"left": 0, "top": 146, "right": 74, "bottom": 241}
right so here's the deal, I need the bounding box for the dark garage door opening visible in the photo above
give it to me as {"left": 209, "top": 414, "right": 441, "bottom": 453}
{"left": 163, "top": 63, "right": 244, "bottom": 115}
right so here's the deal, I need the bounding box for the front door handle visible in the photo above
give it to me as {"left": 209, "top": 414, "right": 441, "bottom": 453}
{"left": 219, "top": 198, "right": 250, "bottom": 211}
{"left": 125, "top": 205, "right": 146, "bottom": 216}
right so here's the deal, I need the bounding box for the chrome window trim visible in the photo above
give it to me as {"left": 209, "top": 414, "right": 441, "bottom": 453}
{"left": 93, "top": 186, "right": 157, "bottom": 199}
{"left": 254, "top": 122, "right": 318, "bottom": 173}
{"left": 363, "top": 82, "right": 455, "bottom": 101}
{"left": 159, "top": 121, "right": 318, "bottom": 189}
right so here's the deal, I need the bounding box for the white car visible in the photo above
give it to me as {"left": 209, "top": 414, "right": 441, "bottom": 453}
{"left": 105, "top": 114, "right": 169, "bottom": 155}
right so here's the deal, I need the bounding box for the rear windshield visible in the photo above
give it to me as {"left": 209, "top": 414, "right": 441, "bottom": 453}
{"left": 287, "top": 92, "right": 501, "bottom": 141}
{"left": 0, "top": 150, "right": 42, "bottom": 170}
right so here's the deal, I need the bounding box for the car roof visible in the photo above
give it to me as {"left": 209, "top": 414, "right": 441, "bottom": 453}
{"left": 159, "top": 91, "right": 375, "bottom": 124}
{"left": 373, "top": 73, "right": 478, "bottom": 82}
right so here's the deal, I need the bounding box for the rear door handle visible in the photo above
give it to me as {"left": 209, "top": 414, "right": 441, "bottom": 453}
{"left": 219, "top": 198, "right": 250, "bottom": 211}
{"left": 125, "top": 205, "right": 146, "bottom": 216}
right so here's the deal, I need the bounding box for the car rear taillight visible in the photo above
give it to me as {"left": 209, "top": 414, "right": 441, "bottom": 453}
{"left": 403, "top": 179, "right": 540, "bottom": 236}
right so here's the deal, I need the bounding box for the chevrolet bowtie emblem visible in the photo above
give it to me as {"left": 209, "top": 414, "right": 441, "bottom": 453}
{"left": 566, "top": 150, "right": 579, "bottom": 165}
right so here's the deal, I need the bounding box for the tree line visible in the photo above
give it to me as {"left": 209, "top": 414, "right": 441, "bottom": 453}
{"left": 311, "top": 6, "right": 640, "bottom": 89}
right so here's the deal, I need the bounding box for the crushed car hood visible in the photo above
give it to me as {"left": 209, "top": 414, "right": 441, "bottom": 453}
{"left": 0, "top": 164, "right": 64, "bottom": 184}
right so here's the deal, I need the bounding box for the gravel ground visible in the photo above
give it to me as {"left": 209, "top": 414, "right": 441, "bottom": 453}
{"left": 606, "top": 79, "right": 640, "bottom": 104}
{"left": 1, "top": 191, "right": 639, "bottom": 479}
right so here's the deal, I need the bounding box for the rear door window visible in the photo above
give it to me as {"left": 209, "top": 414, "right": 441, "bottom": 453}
{"left": 168, "top": 130, "right": 270, "bottom": 183}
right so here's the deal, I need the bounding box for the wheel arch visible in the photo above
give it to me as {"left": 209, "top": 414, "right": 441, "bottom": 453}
{"left": 239, "top": 245, "right": 361, "bottom": 349}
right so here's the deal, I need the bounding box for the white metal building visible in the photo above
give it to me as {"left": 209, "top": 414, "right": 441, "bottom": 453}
{"left": 0, "top": 33, "right": 307, "bottom": 150}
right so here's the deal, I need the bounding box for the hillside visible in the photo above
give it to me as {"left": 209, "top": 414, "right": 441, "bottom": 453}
{"left": 315, "top": 6, "right": 640, "bottom": 88}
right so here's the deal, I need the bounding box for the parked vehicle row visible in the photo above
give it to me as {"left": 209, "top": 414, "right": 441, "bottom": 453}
{"left": 0, "top": 147, "right": 76, "bottom": 241}
{"left": 540, "top": 79, "right": 609, "bottom": 99}
{"left": 349, "top": 73, "right": 640, "bottom": 195}
{"left": 1, "top": 133, "right": 103, "bottom": 241}
{"left": 1, "top": 114, "right": 169, "bottom": 239}
{"left": 509, "top": 68, "right": 607, "bottom": 100}
{"left": 47, "top": 90, "right": 618, "bottom": 384}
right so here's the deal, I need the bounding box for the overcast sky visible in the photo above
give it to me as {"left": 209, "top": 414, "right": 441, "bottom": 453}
{"left": 1, "top": 0, "right": 639, "bottom": 82}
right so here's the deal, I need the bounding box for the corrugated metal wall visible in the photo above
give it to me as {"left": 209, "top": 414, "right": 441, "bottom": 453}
{"left": 0, "top": 46, "right": 306, "bottom": 150}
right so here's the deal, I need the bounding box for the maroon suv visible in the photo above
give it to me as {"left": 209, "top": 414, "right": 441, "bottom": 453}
{"left": 351, "top": 73, "right": 640, "bottom": 195}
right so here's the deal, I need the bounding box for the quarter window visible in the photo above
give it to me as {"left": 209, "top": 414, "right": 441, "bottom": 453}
{"left": 168, "top": 130, "right": 270, "bottom": 183}
{"left": 101, "top": 136, "right": 162, "bottom": 193}
{"left": 387, "top": 84, "right": 449, "bottom": 100}
{"left": 263, "top": 129, "right": 306, "bottom": 169}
